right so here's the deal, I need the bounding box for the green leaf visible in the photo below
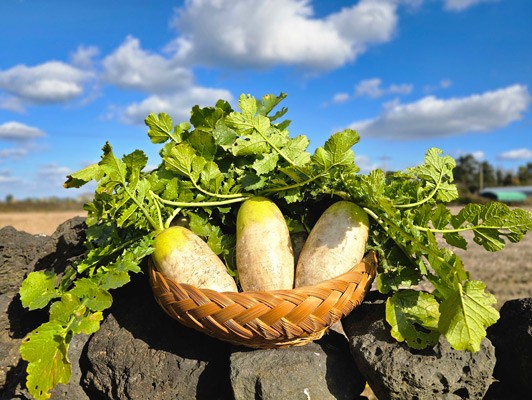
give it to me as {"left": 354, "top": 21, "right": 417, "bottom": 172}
{"left": 20, "top": 322, "right": 71, "bottom": 400}
{"left": 64, "top": 163, "right": 102, "bottom": 188}
{"left": 311, "top": 129, "right": 359, "bottom": 170}
{"left": 438, "top": 280, "right": 499, "bottom": 352}
{"left": 252, "top": 153, "right": 279, "bottom": 175}
{"left": 20, "top": 271, "right": 59, "bottom": 310}
{"left": 164, "top": 143, "right": 196, "bottom": 177}
{"left": 70, "top": 278, "right": 112, "bottom": 312}
{"left": 386, "top": 290, "right": 441, "bottom": 349}
{"left": 145, "top": 112, "right": 174, "bottom": 144}
{"left": 187, "top": 130, "right": 217, "bottom": 160}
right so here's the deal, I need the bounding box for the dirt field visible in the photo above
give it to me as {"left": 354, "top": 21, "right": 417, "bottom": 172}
{"left": 0, "top": 211, "right": 87, "bottom": 236}
{"left": 1, "top": 207, "right": 530, "bottom": 308}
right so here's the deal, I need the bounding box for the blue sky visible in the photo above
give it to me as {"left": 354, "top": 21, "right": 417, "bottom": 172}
{"left": 0, "top": 0, "right": 531, "bottom": 199}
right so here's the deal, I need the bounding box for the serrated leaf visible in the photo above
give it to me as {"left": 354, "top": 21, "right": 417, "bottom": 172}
{"left": 49, "top": 294, "right": 81, "bottom": 325}
{"left": 240, "top": 173, "right": 266, "bottom": 190}
{"left": 70, "top": 279, "right": 112, "bottom": 312}
{"left": 164, "top": 143, "right": 196, "bottom": 177}
{"left": 64, "top": 163, "right": 102, "bottom": 188}
{"left": 20, "top": 322, "right": 71, "bottom": 400}
{"left": 443, "top": 232, "right": 468, "bottom": 249}
{"left": 238, "top": 93, "right": 258, "bottom": 120}
{"left": 232, "top": 136, "right": 270, "bottom": 156}
{"left": 20, "top": 271, "right": 59, "bottom": 310}
{"left": 312, "top": 130, "right": 359, "bottom": 171}
{"left": 187, "top": 130, "right": 217, "bottom": 159}
{"left": 256, "top": 93, "right": 287, "bottom": 118}
{"left": 145, "top": 112, "right": 174, "bottom": 144}
{"left": 99, "top": 146, "right": 127, "bottom": 184}
{"left": 74, "top": 311, "right": 104, "bottom": 335}
{"left": 386, "top": 290, "right": 441, "bottom": 349}
{"left": 439, "top": 280, "right": 499, "bottom": 352}
{"left": 252, "top": 153, "right": 279, "bottom": 175}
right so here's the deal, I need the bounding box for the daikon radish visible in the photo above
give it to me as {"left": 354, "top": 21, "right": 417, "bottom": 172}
{"left": 152, "top": 226, "right": 237, "bottom": 292}
{"left": 236, "top": 197, "right": 294, "bottom": 291}
{"left": 295, "top": 201, "right": 369, "bottom": 287}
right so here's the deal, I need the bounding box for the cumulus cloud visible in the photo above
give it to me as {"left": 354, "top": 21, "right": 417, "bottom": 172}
{"left": 0, "top": 121, "right": 46, "bottom": 142}
{"left": 332, "top": 93, "right": 350, "bottom": 104}
{"left": 170, "top": 0, "right": 398, "bottom": 70}
{"left": 103, "top": 36, "right": 192, "bottom": 93}
{"left": 497, "top": 148, "right": 532, "bottom": 161}
{"left": 444, "top": 0, "right": 497, "bottom": 11}
{"left": 355, "top": 78, "right": 412, "bottom": 98}
{"left": 70, "top": 45, "right": 100, "bottom": 69}
{"left": 350, "top": 85, "right": 531, "bottom": 139}
{"left": 122, "top": 87, "right": 233, "bottom": 125}
{"left": 0, "top": 61, "right": 93, "bottom": 106}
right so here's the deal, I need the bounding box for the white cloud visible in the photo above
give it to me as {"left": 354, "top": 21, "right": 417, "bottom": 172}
{"left": 122, "top": 87, "right": 233, "bottom": 125}
{"left": 498, "top": 148, "right": 532, "bottom": 161}
{"left": 171, "top": 0, "right": 398, "bottom": 70}
{"left": 0, "top": 121, "right": 46, "bottom": 141}
{"left": 355, "top": 78, "right": 412, "bottom": 98}
{"left": 355, "top": 154, "right": 381, "bottom": 173}
{"left": 332, "top": 92, "right": 350, "bottom": 104}
{"left": 70, "top": 45, "right": 100, "bottom": 69}
{"left": 471, "top": 150, "right": 485, "bottom": 161}
{"left": 0, "top": 169, "right": 21, "bottom": 184}
{"left": 0, "top": 61, "right": 93, "bottom": 105}
{"left": 37, "top": 163, "right": 72, "bottom": 188}
{"left": 424, "top": 79, "right": 453, "bottom": 93}
{"left": 444, "top": 0, "right": 497, "bottom": 11}
{"left": 0, "top": 147, "right": 29, "bottom": 160}
{"left": 350, "top": 85, "right": 531, "bottom": 139}
{"left": 103, "top": 36, "right": 192, "bottom": 93}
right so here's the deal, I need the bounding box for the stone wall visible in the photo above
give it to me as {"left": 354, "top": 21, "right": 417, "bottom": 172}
{"left": 1, "top": 219, "right": 529, "bottom": 399}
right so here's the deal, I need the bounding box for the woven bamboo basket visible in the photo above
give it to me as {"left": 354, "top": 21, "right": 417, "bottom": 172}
{"left": 148, "top": 250, "right": 377, "bottom": 349}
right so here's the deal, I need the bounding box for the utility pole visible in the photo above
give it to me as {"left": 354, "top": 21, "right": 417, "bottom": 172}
{"left": 479, "top": 162, "right": 484, "bottom": 192}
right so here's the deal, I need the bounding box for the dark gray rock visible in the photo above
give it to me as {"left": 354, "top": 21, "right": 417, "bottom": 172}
{"left": 0, "top": 219, "right": 89, "bottom": 399}
{"left": 0, "top": 226, "right": 51, "bottom": 294}
{"left": 342, "top": 291, "right": 496, "bottom": 400}
{"left": 82, "top": 271, "right": 232, "bottom": 400}
{"left": 486, "top": 298, "right": 531, "bottom": 397}
{"left": 230, "top": 330, "right": 365, "bottom": 400}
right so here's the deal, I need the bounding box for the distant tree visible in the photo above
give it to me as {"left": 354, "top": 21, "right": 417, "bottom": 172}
{"left": 496, "top": 169, "right": 505, "bottom": 186}
{"left": 5, "top": 194, "right": 14, "bottom": 203}
{"left": 480, "top": 161, "right": 497, "bottom": 189}
{"left": 502, "top": 171, "right": 517, "bottom": 186}
{"left": 517, "top": 162, "right": 532, "bottom": 185}
{"left": 454, "top": 155, "right": 480, "bottom": 194}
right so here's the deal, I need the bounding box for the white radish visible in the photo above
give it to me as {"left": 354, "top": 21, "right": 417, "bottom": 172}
{"left": 152, "top": 226, "right": 237, "bottom": 292}
{"left": 236, "top": 197, "right": 294, "bottom": 291}
{"left": 295, "top": 201, "right": 369, "bottom": 287}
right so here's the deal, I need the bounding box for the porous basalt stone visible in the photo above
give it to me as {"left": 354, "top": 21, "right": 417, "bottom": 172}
{"left": 342, "top": 291, "right": 496, "bottom": 400}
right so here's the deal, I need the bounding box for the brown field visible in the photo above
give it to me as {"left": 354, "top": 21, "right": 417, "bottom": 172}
{"left": 1, "top": 207, "right": 531, "bottom": 308}
{"left": 0, "top": 211, "right": 87, "bottom": 236}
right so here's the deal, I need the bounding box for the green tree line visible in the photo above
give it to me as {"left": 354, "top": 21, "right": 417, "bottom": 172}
{"left": 454, "top": 155, "right": 531, "bottom": 196}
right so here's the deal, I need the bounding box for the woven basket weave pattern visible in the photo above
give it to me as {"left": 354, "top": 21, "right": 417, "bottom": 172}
{"left": 149, "top": 251, "right": 377, "bottom": 348}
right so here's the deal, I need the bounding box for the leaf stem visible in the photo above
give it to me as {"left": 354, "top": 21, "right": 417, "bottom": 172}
{"left": 190, "top": 178, "right": 247, "bottom": 199}
{"left": 150, "top": 191, "right": 249, "bottom": 208}
{"left": 394, "top": 169, "right": 443, "bottom": 209}
{"left": 255, "top": 125, "right": 297, "bottom": 167}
